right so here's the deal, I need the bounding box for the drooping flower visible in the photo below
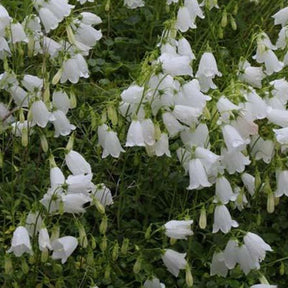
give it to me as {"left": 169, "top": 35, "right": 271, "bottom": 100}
{"left": 272, "top": 7, "right": 288, "bottom": 27}
{"left": 164, "top": 220, "right": 193, "bottom": 239}
{"left": 212, "top": 204, "right": 238, "bottom": 234}
{"left": 161, "top": 249, "right": 187, "bottom": 277}
{"left": 243, "top": 232, "right": 272, "bottom": 264}
{"left": 38, "top": 228, "right": 52, "bottom": 251}
{"left": 144, "top": 277, "right": 166, "bottom": 288}
{"left": 7, "top": 226, "right": 33, "bottom": 257}
{"left": 124, "top": 0, "right": 145, "bottom": 9}
{"left": 215, "top": 176, "right": 237, "bottom": 204}
{"left": 187, "top": 158, "right": 212, "bottom": 190}
{"left": 210, "top": 251, "right": 228, "bottom": 277}
{"left": 126, "top": 120, "right": 145, "bottom": 147}
{"left": 30, "top": 100, "right": 51, "bottom": 128}
{"left": 98, "top": 124, "right": 125, "bottom": 158}
{"left": 250, "top": 284, "right": 277, "bottom": 288}
{"left": 65, "top": 150, "right": 91, "bottom": 175}
{"left": 51, "top": 236, "right": 78, "bottom": 264}
{"left": 25, "top": 211, "right": 43, "bottom": 236}
{"left": 92, "top": 183, "right": 113, "bottom": 207}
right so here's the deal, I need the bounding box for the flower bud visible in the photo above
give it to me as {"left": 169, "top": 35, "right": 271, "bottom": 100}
{"left": 100, "top": 236, "right": 107, "bottom": 252}
{"left": 41, "top": 249, "right": 49, "bottom": 263}
{"left": 104, "top": 265, "right": 111, "bottom": 280}
{"left": 52, "top": 69, "right": 63, "bottom": 85}
{"left": 87, "top": 249, "right": 94, "bottom": 266}
{"left": 28, "top": 38, "right": 35, "bottom": 58}
{"left": 40, "top": 134, "right": 48, "bottom": 153}
{"left": 112, "top": 241, "right": 119, "bottom": 261}
{"left": 70, "top": 91, "right": 77, "bottom": 109}
{"left": 66, "top": 25, "right": 76, "bottom": 44}
{"left": 145, "top": 225, "right": 152, "bottom": 240}
{"left": 99, "top": 215, "right": 108, "bottom": 234}
{"left": 107, "top": 105, "right": 118, "bottom": 126}
{"left": 66, "top": 133, "right": 74, "bottom": 152}
{"left": 21, "top": 127, "right": 28, "bottom": 147}
{"left": 221, "top": 10, "right": 228, "bottom": 27}
{"left": 91, "top": 236, "right": 97, "bottom": 249}
{"left": 186, "top": 265, "right": 193, "bottom": 287}
{"left": 280, "top": 262, "right": 285, "bottom": 275}
{"left": 78, "top": 223, "right": 88, "bottom": 248}
{"left": 267, "top": 192, "right": 275, "bottom": 214}
{"left": 133, "top": 257, "right": 142, "bottom": 274}
{"left": 199, "top": 206, "right": 207, "bottom": 229}
{"left": 50, "top": 225, "right": 60, "bottom": 242}
{"left": 0, "top": 150, "right": 3, "bottom": 168}
{"left": 105, "top": 0, "right": 110, "bottom": 11}
{"left": 21, "top": 258, "right": 29, "bottom": 274}
{"left": 4, "top": 255, "right": 13, "bottom": 274}
{"left": 230, "top": 16, "right": 237, "bottom": 30}
{"left": 121, "top": 238, "right": 129, "bottom": 255}
{"left": 95, "top": 199, "right": 105, "bottom": 215}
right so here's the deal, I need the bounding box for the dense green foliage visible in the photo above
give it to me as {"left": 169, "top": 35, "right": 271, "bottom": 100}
{"left": 1, "top": 0, "right": 288, "bottom": 287}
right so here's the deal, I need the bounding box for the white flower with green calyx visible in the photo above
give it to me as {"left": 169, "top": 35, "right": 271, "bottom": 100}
{"left": 51, "top": 236, "right": 78, "bottom": 264}
{"left": 164, "top": 220, "right": 193, "bottom": 239}
{"left": 161, "top": 249, "right": 187, "bottom": 277}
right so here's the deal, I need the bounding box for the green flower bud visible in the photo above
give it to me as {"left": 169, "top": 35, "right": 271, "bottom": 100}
{"left": 121, "top": 238, "right": 129, "bottom": 255}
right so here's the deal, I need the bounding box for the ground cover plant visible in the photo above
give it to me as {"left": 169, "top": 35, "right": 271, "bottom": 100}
{"left": 1, "top": 0, "right": 288, "bottom": 287}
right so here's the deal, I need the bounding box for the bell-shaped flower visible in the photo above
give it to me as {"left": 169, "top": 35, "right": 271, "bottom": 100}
{"left": 65, "top": 150, "right": 91, "bottom": 175}
{"left": 178, "top": 37, "right": 195, "bottom": 61}
{"left": 163, "top": 112, "right": 184, "bottom": 137}
{"left": 38, "top": 7, "right": 59, "bottom": 33}
{"left": 51, "top": 236, "right": 78, "bottom": 264}
{"left": 223, "top": 239, "right": 239, "bottom": 269}
{"left": 144, "top": 277, "right": 165, "bottom": 288}
{"left": 80, "top": 12, "right": 102, "bottom": 25}
{"left": 121, "top": 85, "right": 144, "bottom": 104}
{"left": 98, "top": 124, "right": 125, "bottom": 158}
{"left": 274, "top": 127, "right": 288, "bottom": 145}
{"left": 8, "top": 226, "right": 33, "bottom": 257}
{"left": 221, "top": 148, "right": 251, "bottom": 174}
{"left": 126, "top": 120, "right": 145, "bottom": 147}
{"left": 250, "top": 136, "right": 274, "bottom": 163}
{"left": 236, "top": 244, "right": 259, "bottom": 275}
{"left": 180, "top": 123, "right": 209, "bottom": 148}
{"left": 141, "top": 118, "right": 156, "bottom": 145}
{"left": 124, "top": 0, "right": 145, "bottom": 9}
{"left": 222, "top": 124, "right": 250, "bottom": 151}
{"left": 187, "top": 158, "right": 212, "bottom": 190}
{"left": 215, "top": 176, "right": 237, "bottom": 204}
{"left": 74, "top": 22, "right": 102, "bottom": 50}
{"left": 154, "top": 133, "right": 171, "bottom": 157}
{"left": 210, "top": 251, "right": 228, "bottom": 277}
{"left": 50, "top": 110, "right": 76, "bottom": 137}
{"left": 238, "top": 61, "right": 265, "bottom": 88}
{"left": 42, "top": 36, "right": 62, "bottom": 58}
{"left": 92, "top": 183, "right": 113, "bottom": 206}
{"left": 77, "top": 0, "right": 94, "bottom": 4}
{"left": 0, "top": 4, "right": 11, "bottom": 35}
{"left": 276, "top": 26, "right": 288, "bottom": 49}
{"left": 10, "top": 23, "right": 28, "bottom": 44}
{"left": 22, "top": 74, "right": 43, "bottom": 93}
{"left": 271, "top": 78, "right": 288, "bottom": 104}
{"left": 267, "top": 107, "right": 288, "bottom": 127}
{"left": 217, "top": 96, "right": 240, "bottom": 123}
{"left": 161, "top": 249, "right": 187, "bottom": 277}
{"left": 62, "top": 193, "right": 91, "bottom": 213}
{"left": 164, "top": 220, "right": 193, "bottom": 239}
{"left": 0, "top": 37, "right": 11, "bottom": 59}
{"left": 52, "top": 90, "right": 71, "bottom": 114}
{"left": 250, "top": 284, "right": 277, "bottom": 288}
{"left": 176, "top": 6, "right": 195, "bottom": 32}
{"left": 31, "top": 100, "right": 51, "bottom": 128}
{"left": 173, "top": 105, "right": 202, "bottom": 126}
{"left": 66, "top": 173, "right": 94, "bottom": 195}
{"left": 274, "top": 170, "right": 288, "bottom": 197}
{"left": 159, "top": 53, "right": 192, "bottom": 77}
{"left": 60, "top": 53, "right": 89, "bottom": 84}
{"left": 177, "top": 79, "right": 211, "bottom": 110}
{"left": 39, "top": 228, "right": 52, "bottom": 251}
{"left": 9, "top": 85, "right": 29, "bottom": 107}
{"left": 212, "top": 204, "right": 238, "bottom": 234}
{"left": 241, "top": 173, "right": 255, "bottom": 196}
{"left": 272, "top": 7, "right": 288, "bottom": 27}
{"left": 244, "top": 232, "right": 272, "bottom": 263}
